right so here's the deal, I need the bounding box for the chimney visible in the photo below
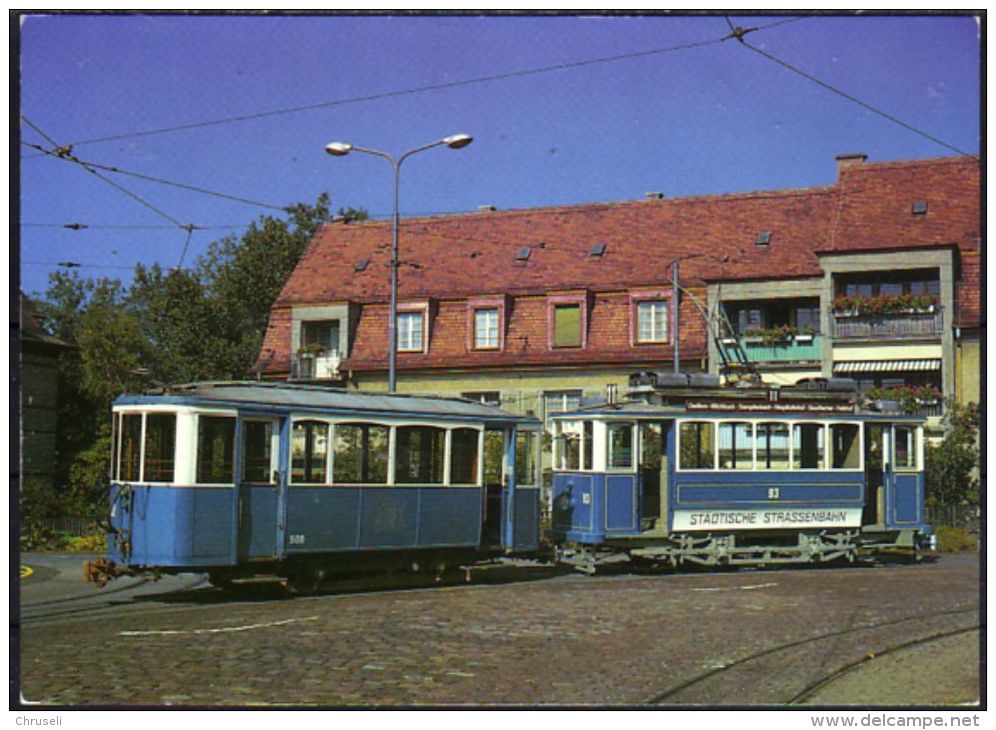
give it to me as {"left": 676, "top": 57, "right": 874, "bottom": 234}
{"left": 645, "top": 191, "right": 664, "bottom": 201}
{"left": 835, "top": 153, "right": 867, "bottom": 178}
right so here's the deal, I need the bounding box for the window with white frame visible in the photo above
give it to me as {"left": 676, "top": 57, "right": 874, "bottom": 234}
{"left": 473, "top": 308, "right": 500, "bottom": 349}
{"left": 637, "top": 300, "right": 669, "bottom": 343}
{"left": 397, "top": 310, "right": 425, "bottom": 352}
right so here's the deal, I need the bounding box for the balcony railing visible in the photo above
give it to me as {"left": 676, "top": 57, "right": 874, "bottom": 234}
{"left": 720, "top": 334, "right": 823, "bottom": 364}
{"left": 830, "top": 307, "right": 943, "bottom": 339}
{"left": 291, "top": 351, "right": 341, "bottom": 380}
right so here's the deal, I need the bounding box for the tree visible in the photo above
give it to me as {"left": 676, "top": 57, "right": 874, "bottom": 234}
{"left": 924, "top": 400, "right": 980, "bottom": 506}
{"left": 28, "top": 194, "right": 343, "bottom": 518}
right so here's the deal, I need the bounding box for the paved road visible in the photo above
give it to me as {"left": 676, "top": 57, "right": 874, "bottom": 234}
{"left": 15, "top": 553, "right": 980, "bottom": 707}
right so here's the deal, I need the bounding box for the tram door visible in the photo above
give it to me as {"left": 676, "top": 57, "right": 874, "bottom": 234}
{"left": 639, "top": 422, "right": 670, "bottom": 533}
{"left": 863, "top": 424, "right": 886, "bottom": 526}
{"left": 482, "top": 428, "right": 505, "bottom": 546}
{"left": 237, "top": 417, "right": 282, "bottom": 559}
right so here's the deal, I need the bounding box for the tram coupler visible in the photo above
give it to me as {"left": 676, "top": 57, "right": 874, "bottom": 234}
{"left": 83, "top": 558, "right": 137, "bottom": 587}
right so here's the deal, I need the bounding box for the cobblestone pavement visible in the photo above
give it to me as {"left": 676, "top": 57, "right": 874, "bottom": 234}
{"left": 17, "top": 554, "right": 979, "bottom": 707}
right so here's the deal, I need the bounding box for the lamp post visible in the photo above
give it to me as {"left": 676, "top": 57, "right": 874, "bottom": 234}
{"left": 325, "top": 134, "right": 473, "bottom": 393}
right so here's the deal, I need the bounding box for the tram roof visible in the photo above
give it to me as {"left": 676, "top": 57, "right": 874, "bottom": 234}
{"left": 114, "top": 381, "right": 539, "bottom": 424}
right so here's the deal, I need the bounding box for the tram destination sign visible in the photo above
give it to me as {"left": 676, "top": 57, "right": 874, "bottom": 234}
{"left": 686, "top": 400, "right": 855, "bottom": 414}
{"left": 673, "top": 508, "right": 863, "bottom": 531}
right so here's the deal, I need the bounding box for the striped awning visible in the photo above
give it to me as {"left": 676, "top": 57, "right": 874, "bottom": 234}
{"left": 834, "top": 359, "right": 941, "bottom": 374}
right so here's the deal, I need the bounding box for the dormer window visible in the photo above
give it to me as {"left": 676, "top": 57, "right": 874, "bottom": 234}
{"left": 474, "top": 308, "right": 500, "bottom": 349}
{"left": 629, "top": 290, "right": 672, "bottom": 346}
{"left": 466, "top": 296, "right": 507, "bottom": 351}
{"left": 397, "top": 310, "right": 425, "bottom": 352}
{"left": 547, "top": 292, "right": 590, "bottom": 349}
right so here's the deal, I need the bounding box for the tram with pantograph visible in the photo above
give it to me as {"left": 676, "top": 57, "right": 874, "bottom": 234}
{"left": 550, "top": 372, "right": 934, "bottom": 574}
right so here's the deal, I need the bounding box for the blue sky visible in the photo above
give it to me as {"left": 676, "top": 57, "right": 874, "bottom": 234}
{"left": 18, "top": 12, "right": 980, "bottom": 296}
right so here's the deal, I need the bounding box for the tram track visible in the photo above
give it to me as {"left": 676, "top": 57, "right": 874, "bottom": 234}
{"left": 646, "top": 606, "right": 979, "bottom": 705}
{"left": 787, "top": 625, "right": 980, "bottom": 705}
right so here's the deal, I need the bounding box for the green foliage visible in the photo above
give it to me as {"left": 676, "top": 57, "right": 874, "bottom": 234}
{"left": 924, "top": 400, "right": 980, "bottom": 506}
{"left": 28, "top": 194, "right": 342, "bottom": 520}
{"left": 934, "top": 526, "right": 977, "bottom": 553}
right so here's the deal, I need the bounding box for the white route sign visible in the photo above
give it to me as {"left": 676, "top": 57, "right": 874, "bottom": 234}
{"left": 673, "top": 508, "right": 863, "bottom": 531}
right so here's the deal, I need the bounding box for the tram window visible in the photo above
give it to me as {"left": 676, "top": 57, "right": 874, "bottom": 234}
{"left": 144, "top": 414, "right": 176, "bottom": 482}
{"left": 641, "top": 423, "right": 663, "bottom": 470}
{"left": 830, "top": 424, "right": 860, "bottom": 469}
{"left": 242, "top": 421, "right": 274, "bottom": 483}
{"left": 515, "top": 430, "right": 539, "bottom": 486}
{"left": 679, "top": 421, "right": 715, "bottom": 470}
{"left": 395, "top": 426, "right": 446, "bottom": 484}
{"left": 119, "top": 413, "right": 143, "bottom": 482}
{"left": 894, "top": 426, "right": 918, "bottom": 470}
{"left": 197, "top": 416, "right": 236, "bottom": 484}
{"left": 557, "top": 420, "right": 583, "bottom": 470}
{"left": 333, "top": 423, "right": 389, "bottom": 484}
{"left": 792, "top": 423, "right": 825, "bottom": 469}
{"left": 583, "top": 421, "right": 594, "bottom": 470}
{"left": 608, "top": 423, "right": 634, "bottom": 468}
{"left": 719, "top": 422, "right": 753, "bottom": 470}
{"left": 291, "top": 421, "right": 329, "bottom": 484}
{"left": 757, "top": 422, "right": 790, "bottom": 470}
{"left": 450, "top": 428, "right": 481, "bottom": 485}
{"left": 111, "top": 413, "right": 119, "bottom": 480}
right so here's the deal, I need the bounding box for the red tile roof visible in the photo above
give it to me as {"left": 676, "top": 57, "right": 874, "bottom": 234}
{"left": 259, "top": 154, "right": 980, "bottom": 375}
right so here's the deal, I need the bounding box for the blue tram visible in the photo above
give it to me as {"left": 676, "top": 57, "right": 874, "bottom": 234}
{"left": 549, "top": 375, "right": 934, "bottom": 573}
{"left": 87, "top": 382, "right": 541, "bottom": 588}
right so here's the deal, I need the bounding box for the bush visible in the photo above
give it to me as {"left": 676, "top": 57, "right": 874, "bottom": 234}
{"left": 934, "top": 526, "right": 977, "bottom": 553}
{"left": 65, "top": 534, "right": 107, "bottom": 552}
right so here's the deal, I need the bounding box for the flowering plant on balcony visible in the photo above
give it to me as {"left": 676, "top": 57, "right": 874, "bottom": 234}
{"left": 297, "top": 342, "right": 326, "bottom": 356}
{"left": 866, "top": 384, "right": 943, "bottom": 413}
{"left": 833, "top": 294, "right": 938, "bottom": 317}
{"left": 743, "top": 324, "right": 815, "bottom": 346}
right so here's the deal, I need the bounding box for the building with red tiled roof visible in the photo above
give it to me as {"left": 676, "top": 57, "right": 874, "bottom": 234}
{"left": 257, "top": 153, "right": 980, "bottom": 430}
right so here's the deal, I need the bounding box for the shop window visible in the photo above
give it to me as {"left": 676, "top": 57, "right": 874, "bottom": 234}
{"left": 333, "top": 423, "right": 389, "bottom": 484}
{"left": 197, "top": 416, "right": 236, "bottom": 484}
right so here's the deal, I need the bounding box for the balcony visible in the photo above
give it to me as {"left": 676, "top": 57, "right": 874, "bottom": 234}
{"left": 830, "top": 307, "right": 943, "bottom": 340}
{"left": 720, "top": 334, "right": 823, "bottom": 365}
{"left": 291, "top": 351, "right": 341, "bottom": 380}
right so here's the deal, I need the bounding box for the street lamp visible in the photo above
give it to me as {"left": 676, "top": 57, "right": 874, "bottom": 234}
{"left": 324, "top": 134, "right": 473, "bottom": 393}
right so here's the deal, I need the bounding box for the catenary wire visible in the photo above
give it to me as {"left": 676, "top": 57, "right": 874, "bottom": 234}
{"left": 31, "top": 32, "right": 743, "bottom": 151}
{"left": 22, "top": 116, "right": 193, "bottom": 230}
{"left": 22, "top": 141, "right": 286, "bottom": 212}
{"left": 738, "top": 39, "right": 971, "bottom": 156}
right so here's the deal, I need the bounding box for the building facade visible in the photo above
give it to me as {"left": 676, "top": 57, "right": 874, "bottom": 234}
{"left": 257, "top": 154, "right": 980, "bottom": 442}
